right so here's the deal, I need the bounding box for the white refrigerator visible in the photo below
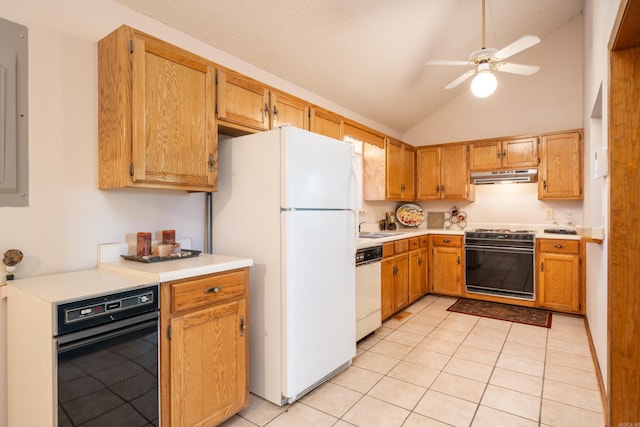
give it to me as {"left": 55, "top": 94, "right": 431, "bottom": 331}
{"left": 212, "top": 126, "right": 360, "bottom": 406}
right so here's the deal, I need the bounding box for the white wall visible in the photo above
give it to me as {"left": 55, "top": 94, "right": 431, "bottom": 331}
{"left": 361, "top": 184, "right": 584, "bottom": 231}
{"left": 0, "top": 2, "right": 389, "bottom": 426}
{"left": 581, "top": 0, "right": 624, "bottom": 395}
{"left": 403, "top": 15, "right": 583, "bottom": 146}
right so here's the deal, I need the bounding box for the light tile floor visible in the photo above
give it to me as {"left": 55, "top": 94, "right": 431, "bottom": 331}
{"left": 220, "top": 295, "right": 605, "bottom": 427}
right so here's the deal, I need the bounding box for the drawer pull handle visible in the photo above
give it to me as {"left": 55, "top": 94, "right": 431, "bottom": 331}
{"left": 443, "top": 239, "right": 451, "bottom": 243}
{"left": 204, "top": 286, "right": 223, "bottom": 294}
{"left": 554, "top": 245, "right": 565, "bottom": 249}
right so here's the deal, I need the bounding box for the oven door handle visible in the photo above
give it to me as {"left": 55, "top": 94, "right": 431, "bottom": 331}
{"left": 465, "top": 245, "right": 534, "bottom": 254}
{"left": 57, "top": 311, "right": 158, "bottom": 352}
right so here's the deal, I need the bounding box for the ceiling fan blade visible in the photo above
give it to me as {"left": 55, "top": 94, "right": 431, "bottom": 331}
{"left": 444, "top": 69, "right": 476, "bottom": 89}
{"left": 426, "top": 59, "right": 472, "bottom": 66}
{"left": 494, "top": 35, "right": 541, "bottom": 60}
{"left": 496, "top": 62, "right": 540, "bottom": 75}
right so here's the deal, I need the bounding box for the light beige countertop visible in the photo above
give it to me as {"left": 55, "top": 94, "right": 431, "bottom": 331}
{"left": 8, "top": 268, "right": 157, "bottom": 304}
{"left": 97, "top": 242, "right": 254, "bottom": 282}
{"left": 357, "top": 226, "right": 597, "bottom": 249}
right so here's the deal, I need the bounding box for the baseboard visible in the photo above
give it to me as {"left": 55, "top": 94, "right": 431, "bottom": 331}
{"left": 584, "top": 315, "right": 609, "bottom": 427}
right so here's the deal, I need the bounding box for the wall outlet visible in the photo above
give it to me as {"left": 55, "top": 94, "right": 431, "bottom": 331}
{"left": 545, "top": 208, "right": 555, "bottom": 220}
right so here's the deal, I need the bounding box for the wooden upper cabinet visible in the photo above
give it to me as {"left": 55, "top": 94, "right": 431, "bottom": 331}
{"left": 417, "top": 144, "right": 473, "bottom": 201}
{"left": 503, "top": 137, "right": 539, "bottom": 168}
{"left": 416, "top": 146, "right": 441, "bottom": 200}
{"left": 217, "top": 69, "right": 270, "bottom": 132}
{"left": 538, "top": 130, "right": 583, "bottom": 200}
{"left": 469, "top": 137, "right": 538, "bottom": 171}
{"left": 98, "top": 25, "right": 217, "bottom": 192}
{"left": 270, "top": 91, "right": 309, "bottom": 130}
{"left": 344, "top": 122, "right": 386, "bottom": 201}
{"left": 310, "top": 107, "right": 343, "bottom": 140}
{"left": 386, "top": 138, "right": 415, "bottom": 200}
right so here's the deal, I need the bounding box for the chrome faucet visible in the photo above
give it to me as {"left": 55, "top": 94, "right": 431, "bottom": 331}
{"left": 358, "top": 221, "right": 366, "bottom": 232}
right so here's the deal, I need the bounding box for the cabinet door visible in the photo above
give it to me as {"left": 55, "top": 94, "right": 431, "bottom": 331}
{"left": 402, "top": 146, "right": 416, "bottom": 199}
{"left": 217, "top": 69, "right": 270, "bottom": 131}
{"left": 440, "top": 145, "right": 469, "bottom": 200}
{"left": 310, "top": 107, "right": 342, "bottom": 140}
{"left": 539, "top": 131, "right": 583, "bottom": 199}
{"left": 363, "top": 141, "right": 386, "bottom": 201}
{"left": 503, "top": 137, "right": 539, "bottom": 168}
{"left": 469, "top": 140, "right": 501, "bottom": 171}
{"left": 419, "top": 247, "right": 429, "bottom": 296}
{"left": 271, "top": 91, "right": 309, "bottom": 130}
{"left": 385, "top": 139, "right": 404, "bottom": 199}
{"left": 431, "top": 246, "right": 463, "bottom": 296}
{"left": 131, "top": 33, "right": 217, "bottom": 190}
{"left": 416, "top": 147, "right": 441, "bottom": 200}
{"left": 170, "top": 299, "right": 248, "bottom": 427}
{"left": 538, "top": 252, "right": 580, "bottom": 312}
{"left": 381, "top": 258, "right": 395, "bottom": 320}
{"left": 409, "top": 248, "right": 427, "bottom": 303}
{"left": 393, "top": 253, "right": 409, "bottom": 311}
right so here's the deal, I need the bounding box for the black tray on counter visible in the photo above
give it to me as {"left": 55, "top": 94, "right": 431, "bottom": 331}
{"left": 121, "top": 249, "right": 201, "bottom": 263}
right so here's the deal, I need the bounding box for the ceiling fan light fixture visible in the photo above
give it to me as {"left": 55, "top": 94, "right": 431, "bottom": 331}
{"left": 471, "top": 70, "right": 497, "bottom": 98}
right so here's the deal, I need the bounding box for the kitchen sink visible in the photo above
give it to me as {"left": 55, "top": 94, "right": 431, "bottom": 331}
{"left": 359, "top": 232, "right": 402, "bottom": 239}
{"left": 543, "top": 229, "right": 578, "bottom": 235}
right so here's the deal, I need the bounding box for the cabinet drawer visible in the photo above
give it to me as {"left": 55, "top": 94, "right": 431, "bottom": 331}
{"left": 538, "top": 239, "right": 579, "bottom": 254}
{"left": 432, "top": 235, "right": 462, "bottom": 247}
{"left": 419, "top": 236, "right": 429, "bottom": 247}
{"left": 383, "top": 242, "right": 395, "bottom": 258}
{"left": 394, "top": 239, "right": 409, "bottom": 253}
{"left": 409, "top": 237, "right": 420, "bottom": 250}
{"left": 170, "top": 269, "right": 248, "bottom": 313}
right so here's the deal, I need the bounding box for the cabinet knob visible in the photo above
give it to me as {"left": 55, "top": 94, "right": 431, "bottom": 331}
{"left": 540, "top": 262, "right": 545, "bottom": 272}
{"left": 240, "top": 316, "right": 246, "bottom": 336}
{"left": 443, "top": 239, "right": 451, "bottom": 243}
{"left": 457, "top": 256, "right": 461, "bottom": 265}
{"left": 554, "top": 244, "right": 565, "bottom": 249}
{"left": 503, "top": 149, "right": 507, "bottom": 157}
{"left": 543, "top": 180, "right": 547, "bottom": 189}
{"left": 273, "top": 105, "right": 279, "bottom": 120}
{"left": 497, "top": 150, "right": 501, "bottom": 159}
{"left": 264, "top": 103, "right": 270, "bottom": 117}
{"left": 204, "top": 286, "right": 222, "bottom": 294}
{"left": 418, "top": 257, "right": 423, "bottom": 265}
{"left": 393, "top": 265, "right": 398, "bottom": 275}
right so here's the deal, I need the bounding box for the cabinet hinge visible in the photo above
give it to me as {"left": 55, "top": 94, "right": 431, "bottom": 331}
{"left": 167, "top": 325, "right": 172, "bottom": 340}
{"left": 129, "top": 40, "right": 134, "bottom": 54}
{"left": 129, "top": 163, "right": 134, "bottom": 176}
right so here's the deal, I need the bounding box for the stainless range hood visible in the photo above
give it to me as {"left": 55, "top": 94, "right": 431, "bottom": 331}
{"left": 470, "top": 169, "right": 538, "bottom": 185}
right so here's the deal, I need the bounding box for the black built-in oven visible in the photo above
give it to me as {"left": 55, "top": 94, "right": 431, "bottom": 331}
{"left": 55, "top": 285, "right": 159, "bottom": 427}
{"left": 464, "top": 230, "right": 535, "bottom": 300}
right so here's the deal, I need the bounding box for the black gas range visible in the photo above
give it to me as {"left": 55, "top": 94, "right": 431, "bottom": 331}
{"left": 465, "top": 228, "right": 536, "bottom": 248}
{"left": 464, "top": 228, "right": 536, "bottom": 300}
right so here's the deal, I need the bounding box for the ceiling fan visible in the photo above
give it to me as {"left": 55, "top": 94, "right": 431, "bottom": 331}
{"left": 427, "top": 0, "right": 541, "bottom": 97}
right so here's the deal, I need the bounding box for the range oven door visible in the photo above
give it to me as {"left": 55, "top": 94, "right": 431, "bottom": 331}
{"left": 465, "top": 245, "right": 535, "bottom": 300}
{"left": 56, "top": 312, "right": 159, "bottom": 427}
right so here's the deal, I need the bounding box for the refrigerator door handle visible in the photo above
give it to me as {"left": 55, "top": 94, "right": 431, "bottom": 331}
{"left": 351, "top": 154, "right": 363, "bottom": 211}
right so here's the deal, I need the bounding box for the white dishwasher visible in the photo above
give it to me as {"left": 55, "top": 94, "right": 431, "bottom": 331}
{"left": 355, "top": 245, "right": 383, "bottom": 341}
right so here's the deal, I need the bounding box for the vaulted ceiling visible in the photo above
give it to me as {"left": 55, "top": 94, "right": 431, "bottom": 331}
{"left": 114, "top": 0, "right": 584, "bottom": 134}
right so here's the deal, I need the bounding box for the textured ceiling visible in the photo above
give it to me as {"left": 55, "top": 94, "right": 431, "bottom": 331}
{"left": 114, "top": 0, "right": 584, "bottom": 134}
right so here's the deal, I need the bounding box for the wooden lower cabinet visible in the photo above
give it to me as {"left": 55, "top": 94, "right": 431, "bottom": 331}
{"left": 430, "top": 235, "right": 463, "bottom": 296}
{"left": 160, "top": 268, "right": 249, "bottom": 427}
{"left": 409, "top": 237, "right": 428, "bottom": 303}
{"left": 381, "top": 240, "right": 409, "bottom": 320}
{"left": 536, "top": 239, "right": 581, "bottom": 313}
